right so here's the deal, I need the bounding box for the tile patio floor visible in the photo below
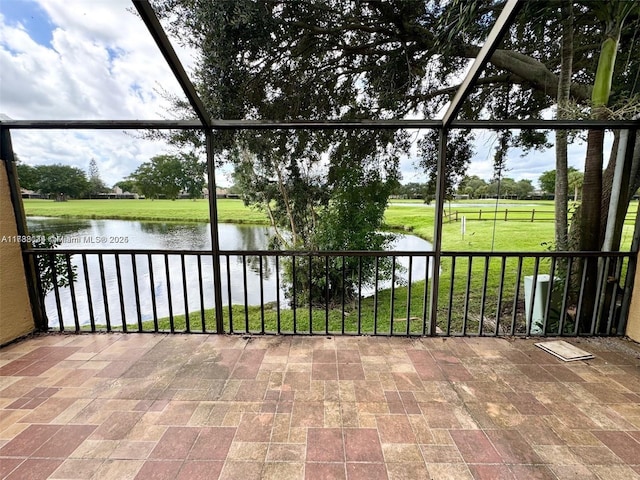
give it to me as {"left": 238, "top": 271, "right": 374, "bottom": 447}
{"left": 1, "top": 333, "right": 640, "bottom": 480}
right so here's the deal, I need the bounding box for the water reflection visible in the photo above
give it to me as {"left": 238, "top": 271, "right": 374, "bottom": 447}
{"left": 26, "top": 218, "right": 432, "bottom": 327}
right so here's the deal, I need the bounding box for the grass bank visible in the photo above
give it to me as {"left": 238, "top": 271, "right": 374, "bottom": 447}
{"left": 23, "top": 198, "right": 267, "bottom": 224}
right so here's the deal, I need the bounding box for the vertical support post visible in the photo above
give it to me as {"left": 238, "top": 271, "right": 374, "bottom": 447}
{"left": 0, "top": 127, "right": 46, "bottom": 330}
{"left": 205, "top": 130, "right": 225, "bottom": 333}
{"left": 429, "top": 128, "right": 448, "bottom": 335}
{"left": 618, "top": 171, "right": 640, "bottom": 336}
{"left": 597, "top": 127, "right": 637, "bottom": 333}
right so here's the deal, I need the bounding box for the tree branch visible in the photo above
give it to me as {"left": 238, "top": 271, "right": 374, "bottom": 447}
{"left": 462, "top": 46, "right": 592, "bottom": 102}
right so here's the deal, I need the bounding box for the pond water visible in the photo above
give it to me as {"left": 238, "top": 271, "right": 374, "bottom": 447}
{"left": 27, "top": 217, "right": 433, "bottom": 327}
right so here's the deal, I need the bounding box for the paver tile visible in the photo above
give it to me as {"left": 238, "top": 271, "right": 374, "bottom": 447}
{"left": 1, "top": 334, "right": 640, "bottom": 479}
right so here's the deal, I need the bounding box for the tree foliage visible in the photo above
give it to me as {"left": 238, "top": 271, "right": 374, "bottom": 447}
{"left": 539, "top": 167, "right": 582, "bottom": 195}
{"left": 458, "top": 175, "right": 488, "bottom": 198}
{"left": 87, "top": 159, "right": 109, "bottom": 197}
{"left": 232, "top": 130, "right": 402, "bottom": 305}
{"left": 34, "top": 164, "right": 90, "bottom": 199}
{"left": 419, "top": 130, "right": 474, "bottom": 200}
{"left": 393, "top": 182, "right": 429, "bottom": 200}
{"left": 114, "top": 179, "right": 138, "bottom": 194}
{"left": 130, "top": 153, "right": 206, "bottom": 200}
{"left": 16, "top": 162, "right": 39, "bottom": 191}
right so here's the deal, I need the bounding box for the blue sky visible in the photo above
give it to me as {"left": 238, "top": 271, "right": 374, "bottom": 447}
{"left": 0, "top": 1, "right": 595, "bottom": 189}
{"left": 1, "top": 0, "right": 53, "bottom": 46}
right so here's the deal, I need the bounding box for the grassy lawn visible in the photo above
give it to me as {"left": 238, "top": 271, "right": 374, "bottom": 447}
{"left": 23, "top": 198, "right": 267, "bottom": 224}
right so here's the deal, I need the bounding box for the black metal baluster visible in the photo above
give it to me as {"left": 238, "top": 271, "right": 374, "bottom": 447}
{"left": 243, "top": 255, "right": 249, "bottom": 333}
{"left": 390, "top": 256, "right": 396, "bottom": 335}
{"left": 115, "top": 253, "right": 127, "bottom": 332}
{"left": 131, "top": 254, "right": 142, "bottom": 332}
{"left": 478, "top": 255, "right": 489, "bottom": 336}
{"left": 494, "top": 256, "right": 507, "bottom": 336}
{"left": 65, "top": 253, "right": 80, "bottom": 332}
{"left": 606, "top": 256, "right": 623, "bottom": 334}
{"left": 260, "top": 255, "right": 265, "bottom": 334}
{"left": 308, "top": 255, "right": 313, "bottom": 334}
{"left": 526, "top": 258, "right": 541, "bottom": 336}
{"left": 447, "top": 256, "right": 456, "bottom": 336}
{"left": 373, "top": 257, "right": 379, "bottom": 335}
{"left": 542, "top": 257, "right": 557, "bottom": 336}
{"left": 49, "top": 253, "right": 63, "bottom": 331}
{"left": 325, "top": 255, "right": 329, "bottom": 335}
{"left": 197, "top": 254, "right": 205, "bottom": 332}
{"left": 341, "top": 256, "right": 346, "bottom": 335}
{"left": 33, "top": 253, "right": 48, "bottom": 330}
{"left": 181, "top": 254, "right": 190, "bottom": 333}
{"left": 406, "top": 256, "right": 413, "bottom": 336}
{"left": 148, "top": 254, "right": 158, "bottom": 332}
{"left": 99, "top": 253, "right": 111, "bottom": 332}
{"left": 592, "top": 256, "right": 609, "bottom": 335}
{"left": 511, "top": 257, "right": 523, "bottom": 335}
{"left": 226, "top": 255, "right": 233, "bottom": 333}
{"left": 575, "top": 256, "right": 589, "bottom": 336}
{"left": 558, "top": 256, "right": 573, "bottom": 336}
{"left": 358, "top": 256, "right": 363, "bottom": 336}
{"left": 164, "top": 253, "right": 174, "bottom": 332}
{"left": 276, "top": 255, "right": 281, "bottom": 334}
{"left": 422, "top": 256, "right": 429, "bottom": 336}
{"left": 82, "top": 254, "right": 95, "bottom": 332}
{"left": 462, "top": 256, "right": 473, "bottom": 335}
{"left": 293, "top": 256, "right": 298, "bottom": 334}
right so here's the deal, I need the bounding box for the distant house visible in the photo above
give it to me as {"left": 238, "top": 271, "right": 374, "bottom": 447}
{"left": 21, "top": 189, "right": 45, "bottom": 199}
{"left": 94, "top": 186, "right": 139, "bottom": 199}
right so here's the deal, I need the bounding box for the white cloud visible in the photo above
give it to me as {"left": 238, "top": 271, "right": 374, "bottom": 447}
{"left": 0, "top": 0, "right": 199, "bottom": 186}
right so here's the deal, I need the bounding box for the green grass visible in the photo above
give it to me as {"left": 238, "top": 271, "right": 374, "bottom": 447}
{"left": 23, "top": 198, "right": 268, "bottom": 224}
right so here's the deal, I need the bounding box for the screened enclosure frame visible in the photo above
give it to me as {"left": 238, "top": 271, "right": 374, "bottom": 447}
{"left": 1, "top": 0, "right": 639, "bottom": 336}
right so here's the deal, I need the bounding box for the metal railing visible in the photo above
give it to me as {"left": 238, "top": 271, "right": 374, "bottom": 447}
{"left": 24, "top": 248, "right": 635, "bottom": 337}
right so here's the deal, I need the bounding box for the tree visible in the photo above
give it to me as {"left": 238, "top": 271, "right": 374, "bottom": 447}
{"left": 16, "top": 162, "right": 39, "bottom": 191}
{"left": 554, "top": 0, "right": 574, "bottom": 251}
{"left": 130, "top": 153, "right": 206, "bottom": 200}
{"left": 458, "top": 175, "right": 487, "bottom": 198}
{"left": 87, "top": 158, "right": 108, "bottom": 197}
{"left": 231, "top": 128, "right": 402, "bottom": 305}
{"left": 130, "top": 162, "right": 160, "bottom": 199}
{"left": 295, "top": 155, "right": 399, "bottom": 305}
{"left": 420, "top": 130, "right": 474, "bottom": 201}
{"left": 539, "top": 167, "right": 580, "bottom": 195}
{"left": 515, "top": 179, "right": 534, "bottom": 199}
{"left": 180, "top": 152, "right": 207, "bottom": 199}
{"left": 568, "top": 169, "right": 583, "bottom": 201}
{"left": 114, "top": 179, "right": 138, "bottom": 194}
{"left": 539, "top": 170, "right": 556, "bottom": 195}
{"left": 580, "top": 2, "right": 636, "bottom": 252}
{"left": 392, "top": 182, "right": 428, "bottom": 200}
{"left": 34, "top": 164, "right": 89, "bottom": 199}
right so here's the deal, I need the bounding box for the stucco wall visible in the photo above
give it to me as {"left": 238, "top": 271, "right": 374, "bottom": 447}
{"left": 627, "top": 261, "right": 640, "bottom": 342}
{"left": 0, "top": 163, "right": 35, "bottom": 345}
